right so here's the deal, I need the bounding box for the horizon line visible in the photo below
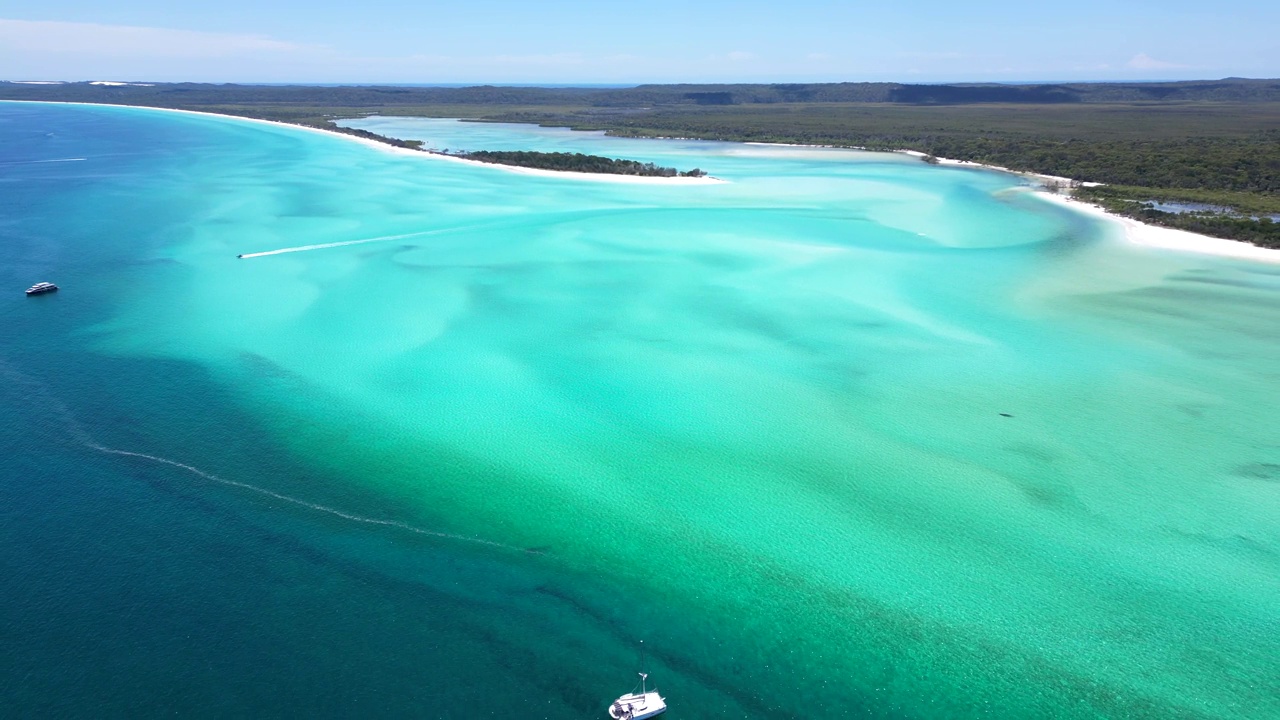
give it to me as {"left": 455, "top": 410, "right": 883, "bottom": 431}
{"left": 2, "top": 76, "right": 1275, "bottom": 87}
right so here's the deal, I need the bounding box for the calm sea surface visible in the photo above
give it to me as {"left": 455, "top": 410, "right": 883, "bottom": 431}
{"left": 2, "top": 103, "right": 1278, "bottom": 718}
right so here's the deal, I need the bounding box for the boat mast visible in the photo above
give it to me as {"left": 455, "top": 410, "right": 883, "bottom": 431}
{"left": 638, "top": 638, "right": 649, "bottom": 695}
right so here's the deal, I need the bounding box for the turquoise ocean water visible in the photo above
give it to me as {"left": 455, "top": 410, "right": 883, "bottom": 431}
{"left": 2, "top": 103, "right": 1278, "bottom": 718}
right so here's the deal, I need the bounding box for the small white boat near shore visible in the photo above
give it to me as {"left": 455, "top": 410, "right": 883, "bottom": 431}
{"left": 608, "top": 673, "right": 666, "bottom": 720}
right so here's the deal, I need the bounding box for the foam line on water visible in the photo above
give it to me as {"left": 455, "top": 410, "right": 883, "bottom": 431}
{"left": 85, "top": 443, "right": 517, "bottom": 550}
{"left": 0, "top": 359, "right": 527, "bottom": 554}
{"left": 239, "top": 224, "right": 481, "bottom": 259}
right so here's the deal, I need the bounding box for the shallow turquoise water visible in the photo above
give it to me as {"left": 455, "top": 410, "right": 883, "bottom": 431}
{"left": 2, "top": 105, "right": 1279, "bottom": 718}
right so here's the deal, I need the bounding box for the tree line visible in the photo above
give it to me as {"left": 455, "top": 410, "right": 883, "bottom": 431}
{"left": 451, "top": 150, "right": 705, "bottom": 177}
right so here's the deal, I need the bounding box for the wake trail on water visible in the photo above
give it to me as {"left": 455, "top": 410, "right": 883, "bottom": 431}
{"left": 0, "top": 158, "right": 88, "bottom": 166}
{"left": 0, "top": 359, "right": 526, "bottom": 555}
{"left": 238, "top": 224, "right": 485, "bottom": 258}
{"left": 239, "top": 207, "right": 687, "bottom": 259}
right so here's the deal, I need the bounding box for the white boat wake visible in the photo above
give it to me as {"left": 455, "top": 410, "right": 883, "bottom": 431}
{"left": 0, "top": 157, "right": 88, "bottom": 166}
{"left": 238, "top": 224, "right": 480, "bottom": 259}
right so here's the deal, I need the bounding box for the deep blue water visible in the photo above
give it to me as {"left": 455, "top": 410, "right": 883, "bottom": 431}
{"left": 0, "top": 103, "right": 656, "bottom": 719}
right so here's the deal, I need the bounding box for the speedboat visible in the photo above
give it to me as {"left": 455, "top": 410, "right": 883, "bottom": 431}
{"left": 608, "top": 673, "right": 666, "bottom": 719}
{"left": 25, "top": 282, "right": 58, "bottom": 296}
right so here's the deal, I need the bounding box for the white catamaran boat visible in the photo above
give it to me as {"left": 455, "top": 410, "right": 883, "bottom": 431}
{"left": 608, "top": 673, "right": 667, "bottom": 720}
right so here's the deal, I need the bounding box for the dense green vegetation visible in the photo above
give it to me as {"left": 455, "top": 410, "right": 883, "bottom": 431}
{"left": 5, "top": 80, "right": 1277, "bottom": 246}
{"left": 1076, "top": 185, "right": 1280, "bottom": 248}
{"left": 330, "top": 124, "right": 425, "bottom": 150}
{"left": 1075, "top": 184, "right": 1280, "bottom": 216}
{"left": 6, "top": 78, "right": 1280, "bottom": 107}
{"left": 452, "top": 150, "right": 703, "bottom": 177}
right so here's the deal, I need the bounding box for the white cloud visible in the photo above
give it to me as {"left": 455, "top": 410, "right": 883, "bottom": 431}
{"left": 725, "top": 51, "right": 754, "bottom": 62}
{"left": 805, "top": 52, "right": 832, "bottom": 62}
{"left": 1127, "top": 53, "right": 1185, "bottom": 70}
{"left": 0, "top": 18, "right": 312, "bottom": 58}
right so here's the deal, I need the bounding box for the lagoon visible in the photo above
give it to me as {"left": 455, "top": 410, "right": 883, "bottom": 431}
{"left": 2, "top": 103, "right": 1278, "bottom": 718}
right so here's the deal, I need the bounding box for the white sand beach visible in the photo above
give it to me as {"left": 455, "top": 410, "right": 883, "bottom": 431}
{"left": 904, "top": 150, "right": 1280, "bottom": 263}
{"left": 1032, "top": 190, "right": 1280, "bottom": 263}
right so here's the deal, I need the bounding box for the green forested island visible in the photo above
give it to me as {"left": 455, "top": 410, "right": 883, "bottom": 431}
{"left": 449, "top": 150, "right": 704, "bottom": 177}
{"left": 5, "top": 79, "right": 1276, "bottom": 246}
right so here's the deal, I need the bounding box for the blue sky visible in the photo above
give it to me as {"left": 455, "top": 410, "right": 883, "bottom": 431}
{"left": 2, "top": 0, "right": 1276, "bottom": 83}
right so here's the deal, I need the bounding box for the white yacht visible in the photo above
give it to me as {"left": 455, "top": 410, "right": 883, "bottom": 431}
{"left": 25, "top": 282, "right": 58, "bottom": 296}
{"left": 608, "top": 673, "right": 667, "bottom": 720}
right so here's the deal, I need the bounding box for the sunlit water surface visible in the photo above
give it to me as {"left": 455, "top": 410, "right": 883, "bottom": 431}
{"left": 2, "top": 104, "right": 1278, "bottom": 718}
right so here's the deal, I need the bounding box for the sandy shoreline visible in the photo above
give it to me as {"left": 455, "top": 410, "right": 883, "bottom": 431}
{"left": 5, "top": 99, "right": 1274, "bottom": 260}
{"left": 755, "top": 144, "right": 1279, "bottom": 263}
{"left": 673, "top": 138, "right": 1279, "bottom": 263}
{"left": 900, "top": 151, "right": 1280, "bottom": 264}
{"left": 0, "top": 100, "right": 725, "bottom": 186}
{"left": 1030, "top": 190, "right": 1280, "bottom": 263}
